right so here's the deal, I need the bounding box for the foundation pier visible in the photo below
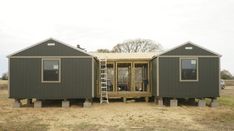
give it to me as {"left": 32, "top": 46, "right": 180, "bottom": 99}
{"left": 158, "top": 97, "right": 164, "bottom": 106}
{"left": 13, "top": 99, "right": 22, "bottom": 108}
{"left": 27, "top": 99, "right": 33, "bottom": 105}
{"left": 34, "top": 100, "right": 42, "bottom": 108}
{"left": 123, "top": 97, "right": 127, "bottom": 103}
{"left": 154, "top": 97, "right": 157, "bottom": 104}
{"left": 62, "top": 99, "right": 70, "bottom": 108}
{"left": 210, "top": 98, "right": 218, "bottom": 107}
{"left": 83, "top": 98, "right": 92, "bottom": 108}
{"left": 198, "top": 98, "right": 206, "bottom": 107}
{"left": 170, "top": 98, "right": 178, "bottom": 107}
{"left": 145, "top": 97, "right": 149, "bottom": 103}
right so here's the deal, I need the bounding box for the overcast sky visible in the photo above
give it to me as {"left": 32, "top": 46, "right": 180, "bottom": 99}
{"left": 0, "top": 0, "right": 234, "bottom": 76}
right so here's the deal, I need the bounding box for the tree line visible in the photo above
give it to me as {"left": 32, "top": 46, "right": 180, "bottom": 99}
{"left": 96, "top": 39, "right": 162, "bottom": 53}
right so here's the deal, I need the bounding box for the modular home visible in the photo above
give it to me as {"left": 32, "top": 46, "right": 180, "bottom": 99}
{"left": 8, "top": 38, "right": 221, "bottom": 107}
{"left": 151, "top": 42, "right": 221, "bottom": 107}
{"left": 8, "top": 38, "right": 98, "bottom": 107}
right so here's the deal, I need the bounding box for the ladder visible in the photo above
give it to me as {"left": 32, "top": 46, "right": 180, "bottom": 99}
{"left": 99, "top": 59, "right": 109, "bottom": 104}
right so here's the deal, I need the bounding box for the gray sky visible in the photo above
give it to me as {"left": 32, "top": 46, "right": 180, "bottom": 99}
{"left": 0, "top": 0, "right": 234, "bottom": 75}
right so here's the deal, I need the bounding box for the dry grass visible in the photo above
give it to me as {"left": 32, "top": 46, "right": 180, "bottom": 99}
{"left": 0, "top": 80, "right": 8, "bottom": 90}
{"left": 0, "top": 80, "right": 8, "bottom": 84}
{"left": 224, "top": 80, "right": 234, "bottom": 86}
{"left": 0, "top": 87, "right": 234, "bottom": 131}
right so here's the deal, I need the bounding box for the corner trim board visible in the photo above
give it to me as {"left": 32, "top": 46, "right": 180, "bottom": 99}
{"left": 92, "top": 58, "right": 94, "bottom": 97}
{"left": 219, "top": 58, "right": 221, "bottom": 96}
{"left": 8, "top": 58, "right": 10, "bottom": 97}
{"left": 157, "top": 57, "right": 159, "bottom": 96}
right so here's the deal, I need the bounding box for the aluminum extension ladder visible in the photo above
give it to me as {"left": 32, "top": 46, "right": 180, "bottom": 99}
{"left": 99, "top": 59, "right": 109, "bottom": 104}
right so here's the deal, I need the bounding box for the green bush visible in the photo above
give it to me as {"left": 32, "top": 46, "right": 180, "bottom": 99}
{"left": 1, "top": 73, "right": 8, "bottom": 80}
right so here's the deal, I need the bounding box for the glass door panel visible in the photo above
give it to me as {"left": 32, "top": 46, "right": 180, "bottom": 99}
{"left": 117, "top": 63, "right": 131, "bottom": 91}
{"left": 107, "top": 64, "right": 114, "bottom": 91}
{"left": 134, "top": 63, "right": 148, "bottom": 92}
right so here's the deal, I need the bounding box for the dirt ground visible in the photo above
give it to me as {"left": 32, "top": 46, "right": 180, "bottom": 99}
{"left": 0, "top": 86, "right": 234, "bottom": 131}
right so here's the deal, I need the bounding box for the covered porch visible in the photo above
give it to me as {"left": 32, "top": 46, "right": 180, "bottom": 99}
{"left": 92, "top": 53, "right": 156, "bottom": 100}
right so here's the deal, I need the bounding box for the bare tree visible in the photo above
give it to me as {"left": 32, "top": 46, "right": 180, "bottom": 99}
{"left": 112, "top": 39, "right": 162, "bottom": 53}
{"left": 96, "top": 49, "right": 112, "bottom": 53}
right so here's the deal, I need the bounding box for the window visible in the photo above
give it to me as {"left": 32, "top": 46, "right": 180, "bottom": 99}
{"left": 117, "top": 63, "right": 131, "bottom": 91}
{"left": 107, "top": 64, "right": 114, "bottom": 91}
{"left": 42, "top": 59, "right": 60, "bottom": 82}
{"left": 180, "top": 58, "right": 198, "bottom": 81}
{"left": 134, "top": 63, "right": 148, "bottom": 92}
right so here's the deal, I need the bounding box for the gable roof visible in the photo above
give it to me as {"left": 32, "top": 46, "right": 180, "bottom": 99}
{"left": 157, "top": 41, "right": 221, "bottom": 57}
{"left": 8, "top": 38, "right": 93, "bottom": 57}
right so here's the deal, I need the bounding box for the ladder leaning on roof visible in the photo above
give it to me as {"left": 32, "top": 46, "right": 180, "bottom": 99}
{"left": 99, "top": 58, "right": 109, "bottom": 104}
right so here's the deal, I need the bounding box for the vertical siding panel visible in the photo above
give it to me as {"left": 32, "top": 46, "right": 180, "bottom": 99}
{"left": 159, "top": 57, "right": 219, "bottom": 98}
{"left": 62, "top": 58, "right": 92, "bottom": 99}
{"left": 10, "top": 58, "right": 93, "bottom": 99}
{"left": 151, "top": 58, "right": 157, "bottom": 96}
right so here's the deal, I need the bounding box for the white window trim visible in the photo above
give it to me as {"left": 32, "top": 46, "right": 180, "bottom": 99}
{"left": 41, "top": 58, "right": 61, "bottom": 83}
{"left": 179, "top": 57, "right": 199, "bottom": 82}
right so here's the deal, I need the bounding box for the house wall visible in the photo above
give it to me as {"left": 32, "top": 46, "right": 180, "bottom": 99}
{"left": 158, "top": 57, "right": 219, "bottom": 98}
{"left": 151, "top": 58, "right": 157, "bottom": 96}
{"left": 9, "top": 58, "right": 93, "bottom": 99}
{"left": 94, "top": 58, "right": 99, "bottom": 97}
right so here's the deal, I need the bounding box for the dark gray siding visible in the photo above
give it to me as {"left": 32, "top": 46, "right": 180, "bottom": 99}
{"left": 162, "top": 43, "right": 217, "bottom": 56}
{"left": 9, "top": 58, "right": 93, "bottom": 99}
{"left": 151, "top": 58, "right": 157, "bottom": 96}
{"left": 94, "top": 58, "right": 99, "bottom": 97}
{"left": 158, "top": 57, "right": 219, "bottom": 98}
{"left": 13, "top": 39, "right": 89, "bottom": 56}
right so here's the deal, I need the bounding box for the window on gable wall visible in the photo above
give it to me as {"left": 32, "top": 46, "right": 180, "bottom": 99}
{"left": 42, "top": 59, "right": 60, "bottom": 82}
{"left": 180, "top": 58, "right": 198, "bottom": 81}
